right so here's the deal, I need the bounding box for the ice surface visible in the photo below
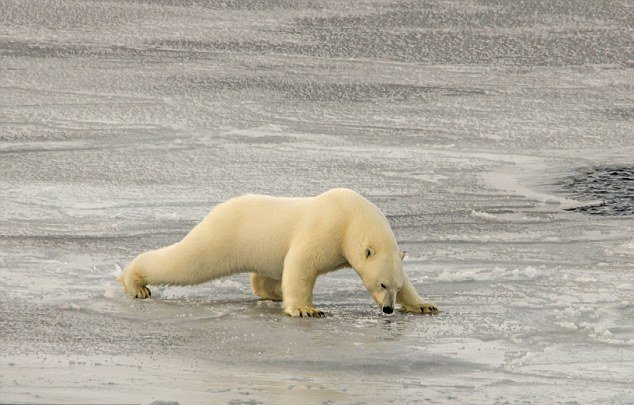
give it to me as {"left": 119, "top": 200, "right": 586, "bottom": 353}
{"left": 1, "top": 0, "right": 632, "bottom": 403}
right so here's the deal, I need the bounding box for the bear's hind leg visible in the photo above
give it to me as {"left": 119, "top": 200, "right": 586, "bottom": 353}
{"left": 250, "top": 273, "right": 283, "bottom": 301}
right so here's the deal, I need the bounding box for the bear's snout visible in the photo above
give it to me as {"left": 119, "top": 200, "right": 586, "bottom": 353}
{"left": 382, "top": 306, "right": 393, "bottom": 314}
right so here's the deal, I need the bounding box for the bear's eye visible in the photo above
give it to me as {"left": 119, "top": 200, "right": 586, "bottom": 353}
{"left": 380, "top": 283, "right": 387, "bottom": 289}
{"left": 364, "top": 247, "right": 374, "bottom": 258}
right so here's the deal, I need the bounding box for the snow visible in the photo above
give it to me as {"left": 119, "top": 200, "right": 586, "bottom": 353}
{"left": 1, "top": 0, "right": 633, "bottom": 403}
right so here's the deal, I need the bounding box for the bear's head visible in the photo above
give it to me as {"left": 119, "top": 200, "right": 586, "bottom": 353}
{"left": 335, "top": 189, "right": 408, "bottom": 314}
{"left": 352, "top": 245, "right": 406, "bottom": 314}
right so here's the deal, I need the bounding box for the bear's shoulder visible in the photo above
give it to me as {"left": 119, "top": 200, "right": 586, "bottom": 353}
{"left": 320, "top": 188, "right": 363, "bottom": 200}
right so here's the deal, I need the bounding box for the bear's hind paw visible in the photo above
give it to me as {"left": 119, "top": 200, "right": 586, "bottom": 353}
{"left": 286, "top": 307, "right": 325, "bottom": 318}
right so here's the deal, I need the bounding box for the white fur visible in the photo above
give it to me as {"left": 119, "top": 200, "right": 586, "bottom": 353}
{"left": 119, "top": 188, "right": 438, "bottom": 317}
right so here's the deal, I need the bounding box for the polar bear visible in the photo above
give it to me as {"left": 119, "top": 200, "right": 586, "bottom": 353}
{"left": 119, "top": 188, "right": 438, "bottom": 317}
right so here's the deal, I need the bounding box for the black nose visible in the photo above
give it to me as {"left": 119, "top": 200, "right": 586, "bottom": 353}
{"left": 382, "top": 306, "right": 393, "bottom": 314}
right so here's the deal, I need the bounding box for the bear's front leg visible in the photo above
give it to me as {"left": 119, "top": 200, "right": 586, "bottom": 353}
{"left": 281, "top": 254, "right": 324, "bottom": 318}
{"left": 397, "top": 274, "right": 439, "bottom": 315}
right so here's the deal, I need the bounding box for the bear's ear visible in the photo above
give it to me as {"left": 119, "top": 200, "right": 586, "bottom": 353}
{"left": 400, "top": 250, "right": 406, "bottom": 260}
{"left": 364, "top": 247, "right": 374, "bottom": 259}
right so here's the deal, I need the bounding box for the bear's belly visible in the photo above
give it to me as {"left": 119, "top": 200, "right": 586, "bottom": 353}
{"left": 230, "top": 238, "right": 287, "bottom": 280}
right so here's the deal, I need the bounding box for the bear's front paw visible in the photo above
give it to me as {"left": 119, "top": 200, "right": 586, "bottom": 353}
{"left": 402, "top": 302, "right": 439, "bottom": 315}
{"left": 285, "top": 306, "right": 325, "bottom": 318}
{"left": 133, "top": 286, "right": 152, "bottom": 299}
{"left": 419, "top": 303, "right": 439, "bottom": 314}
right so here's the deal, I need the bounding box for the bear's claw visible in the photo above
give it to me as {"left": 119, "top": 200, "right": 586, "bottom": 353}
{"left": 400, "top": 302, "right": 439, "bottom": 315}
{"left": 134, "top": 286, "right": 152, "bottom": 299}
{"left": 420, "top": 303, "right": 438, "bottom": 314}
{"left": 287, "top": 307, "right": 325, "bottom": 318}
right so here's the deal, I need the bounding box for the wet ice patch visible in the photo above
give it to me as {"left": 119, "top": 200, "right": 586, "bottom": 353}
{"left": 414, "top": 338, "right": 509, "bottom": 368}
{"left": 470, "top": 210, "right": 551, "bottom": 223}
{"left": 384, "top": 170, "right": 448, "bottom": 184}
{"left": 437, "top": 266, "right": 542, "bottom": 282}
